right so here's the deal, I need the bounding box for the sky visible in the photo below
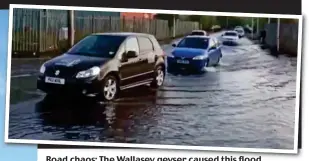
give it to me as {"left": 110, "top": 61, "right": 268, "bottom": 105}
{"left": 0, "top": 9, "right": 37, "bottom": 161}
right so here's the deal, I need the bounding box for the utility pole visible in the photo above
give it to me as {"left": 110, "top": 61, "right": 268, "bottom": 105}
{"left": 268, "top": 18, "right": 271, "bottom": 24}
{"left": 251, "top": 17, "right": 254, "bottom": 38}
{"left": 256, "top": 18, "right": 259, "bottom": 35}
{"left": 173, "top": 14, "right": 176, "bottom": 38}
{"left": 68, "top": 10, "right": 75, "bottom": 47}
{"left": 226, "top": 17, "right": 228, "bottom": 29}
{"left": 276, "top": 18, "right": 280, "bottom": 52}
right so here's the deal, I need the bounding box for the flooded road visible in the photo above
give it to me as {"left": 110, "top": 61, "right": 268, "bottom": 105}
{"left": 8, "top": 34, "right": 298, "bottom": 150}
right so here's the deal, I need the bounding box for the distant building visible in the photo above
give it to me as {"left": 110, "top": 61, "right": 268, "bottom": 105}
{"left": 121, "top": 12, "right": 155, "bottom": 19}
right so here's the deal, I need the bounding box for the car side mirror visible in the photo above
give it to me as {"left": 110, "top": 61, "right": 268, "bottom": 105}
{"left": 172, "top": 44, "right": 176, "bottom": 47}
{"left": 126, "top": 50, "right": 138, "bottom": 58}
{"left": 208, "top": 46, "right": 216, "bottom": 52}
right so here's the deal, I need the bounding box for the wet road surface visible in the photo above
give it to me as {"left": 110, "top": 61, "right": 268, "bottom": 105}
{"left": 8, "top": 33, "right": 298, "bottom": 150}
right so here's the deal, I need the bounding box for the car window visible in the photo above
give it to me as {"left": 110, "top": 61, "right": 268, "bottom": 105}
{"left": 235, "top": 29, "right": 243, "bottom": 32}
{"left": 67, "top": 35, "right": 126, "bottom": 58}
{"left": 177, "top": 37, "right": 209, "bottom": 49}
{"left": 209, "top": 39, "right": 216, "bottom": 47}
{"left": 224, "top": 32, "right": 238, "bottom": 36}
{"left": 190, "top": 31, "right": 205, "bottom": 36}
{"left": 213, "top": 38, "right": 219, "bottom": 47}
{"left": 125, "top": 37, "right": 140, "bottom": 54}
{"left": 116, "top": 43, "right": 125, "bottom": 60}
{"left": 137, "top": 36, "right": 154, "bottom": 53}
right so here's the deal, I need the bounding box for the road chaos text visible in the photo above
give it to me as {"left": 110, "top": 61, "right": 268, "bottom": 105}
{"left": 46, "top": 155, "right": 262, "bottom": 161}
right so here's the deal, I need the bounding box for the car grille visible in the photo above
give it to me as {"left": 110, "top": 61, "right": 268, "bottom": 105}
{"left": 45, "top": 65, "right": 78, "bottom": 78}
{"left": 174, "top": 56, "right": 192, "bottom": 61}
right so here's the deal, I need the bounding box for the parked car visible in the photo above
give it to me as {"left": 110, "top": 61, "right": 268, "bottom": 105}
{"left": 190, "top": 30, "right": 208, "bottom": 36}
{"left": 244, "top": 26, "right": 253, "bottom": 34}
{"left": 37, "top": 32, "right": 166, "bottom": 101}
{"left": 211, "top": 25, "right": 221, "bottom": 32}
{"left": 167, "top": 35, "right": 222, "bottom": 73}
{"left": 234, "top": 26, "right": 244, "bottom": 30}
{"left": 234, "top": 27, "right": 245, "bottom": 38}
{"left": 221, "top": 31, "right": 240, "bottom": 45}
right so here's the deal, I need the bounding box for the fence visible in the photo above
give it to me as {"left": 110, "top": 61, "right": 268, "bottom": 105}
{"left": 264, "top": 22, "right": 299, "bottom": 55}
{"left": 12, "top": 9, "right": 199, "bottom": 55}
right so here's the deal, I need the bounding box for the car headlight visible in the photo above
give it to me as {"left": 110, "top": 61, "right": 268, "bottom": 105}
{"left": 76, "top": 66, "right": 101, "bottom": 78}
{"left": 193, "top": 55, "right": 207, "bottom": 60}
{"left": 39, "top": 64, "right": 46, "bottom": 74}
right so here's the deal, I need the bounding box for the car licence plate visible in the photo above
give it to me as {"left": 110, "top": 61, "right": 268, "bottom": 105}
{"left": 177, "top": 59, "right": 189, "bottom": 64}
{"left": 45, "top": 76, "right": 65, "bottom": 85}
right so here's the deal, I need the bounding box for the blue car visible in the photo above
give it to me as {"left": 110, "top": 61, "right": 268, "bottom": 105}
{"left": 167, "top": 35, "right": 222, "bottom": 73}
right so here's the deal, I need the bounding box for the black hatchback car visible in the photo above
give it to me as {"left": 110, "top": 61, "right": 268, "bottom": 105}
{"left": 37, "top": 32, "right": 166, "bottom": 101}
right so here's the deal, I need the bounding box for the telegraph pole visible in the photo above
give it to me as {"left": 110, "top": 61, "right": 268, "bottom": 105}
{"left": 173, "top": 14, "right": 176, "bottom": 38}
{"left": 256, "top": 18, "right": 259, "bottom": 35}
{"left": 68, "top": 10, "right": 75, "bottom": 47}
{"left": 251, "top": 17, "right": 254, "bottom": 38}
{"left": 276, "top": 18, "right": 280, "bottom": 52}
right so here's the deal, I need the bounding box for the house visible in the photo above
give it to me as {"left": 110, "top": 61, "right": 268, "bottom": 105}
{"left": 121, "top": 12, "right": 155, "bottom": 19}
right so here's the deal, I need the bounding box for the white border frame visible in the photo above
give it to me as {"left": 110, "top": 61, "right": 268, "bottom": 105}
{"left": 4, "top": 4, "right": 303, "bottom": 154}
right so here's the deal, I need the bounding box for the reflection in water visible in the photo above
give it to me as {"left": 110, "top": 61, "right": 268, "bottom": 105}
{"left": 34, "top": 86, "right": 160, "bottom": 142}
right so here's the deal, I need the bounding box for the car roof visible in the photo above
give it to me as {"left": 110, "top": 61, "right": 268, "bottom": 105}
{"left": 185, "top": 35, "right": 210, "bottom": 39}
{"left": 225, "top": 30, "right": 238, "bottom": 33}
{"left": 191, "top": 30, "right": 206, "bottom": 33}
{"left": 91, "top": 32, "right": 153, "bottom": 37}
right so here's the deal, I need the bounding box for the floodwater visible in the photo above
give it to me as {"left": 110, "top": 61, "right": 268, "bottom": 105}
{"left": 8, "top": 34, "right": 298, "bottom": 150}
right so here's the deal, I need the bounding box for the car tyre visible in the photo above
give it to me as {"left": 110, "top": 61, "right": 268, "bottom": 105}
{"left": 150, "top": 66, "right": 165, "bottom": 88}
{"left": 101, "top": 75, "right": 119, "bottom": 101}
{"left": 214, "top": 58, "right": 219, "bottom": 66}
{"left": 205, "top": 58, "right": 210, "bottom": 67}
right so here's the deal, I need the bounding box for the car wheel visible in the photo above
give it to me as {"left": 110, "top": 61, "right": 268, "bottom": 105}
{"left": 205, "top": 58, "right": 210, "bottom": 67}
{"left": 214, "top": 56, "right": 220, "bottom": 66}
{"left": 151, "top": 66, "right": 165, "bottom": 88}
{"left": 101, "top": 75, "right": 119, "bottom": 101}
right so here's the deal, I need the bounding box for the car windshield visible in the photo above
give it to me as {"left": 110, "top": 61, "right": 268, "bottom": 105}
{"left": 67, "top": 35, "right": 126, "bottom": 58}
{"left": 224, "top": 32, "right": 237, "bottom": 36}
{"left": 235, "top": 29, "right": 243, "bottom": 33}
{"left": 190, "top": 31, "right": 205, "bottom": 35}
{"left": 177, "top": 37, "right": 209, "bottom": 49}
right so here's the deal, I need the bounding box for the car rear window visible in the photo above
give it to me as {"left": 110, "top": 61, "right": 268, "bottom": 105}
{"left": 177, "top": 37, "right": 209, "bottom": 49}
{"left": 137, "top": 36, "right": 154, "bottom": 53}
{"left": 225, "top": 32, "right": 238, "bottom": 36}
{"left": 67, "top": 35, "right": 126, "bottom": 58}
{"left": 190, "top": 31, "right": 205, "bottom": 36}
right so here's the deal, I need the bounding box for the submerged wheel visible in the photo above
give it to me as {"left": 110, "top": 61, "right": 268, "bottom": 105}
{"left": 205, "top": 58, "right": 210, "bottom": 67}
{"left": 151, "top": 66, "right": 165, "bottom": 88}
{"left": 101, "top": 75, "right": 119, "bottom": 101}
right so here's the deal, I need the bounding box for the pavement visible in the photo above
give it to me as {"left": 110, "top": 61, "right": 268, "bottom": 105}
{"left": 8, "top": 31, "right": 298, "bottom": 150}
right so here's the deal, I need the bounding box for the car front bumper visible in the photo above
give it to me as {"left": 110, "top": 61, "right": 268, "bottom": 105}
{"left": 37, "top": 75, "right": 102, "bottom": 96}
{"left": 167, "top": 57, "right": 207, "bottom": 72}
{"left": 222, "top": 39, "right": 238, "bottom": 45}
